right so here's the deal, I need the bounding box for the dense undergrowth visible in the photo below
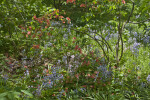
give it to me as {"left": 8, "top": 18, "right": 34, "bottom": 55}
{"left": 0, "top": 33, "right": 150, "bottom": 100}
{"left": 0, "top": 0, "right": 150, "bottom": 100}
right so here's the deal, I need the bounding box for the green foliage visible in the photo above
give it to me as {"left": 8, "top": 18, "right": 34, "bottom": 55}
{"left": 0, "top": 0, "right": 150, "bottom": 100}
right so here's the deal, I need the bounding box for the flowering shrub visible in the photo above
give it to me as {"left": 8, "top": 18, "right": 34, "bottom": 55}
{"left": 0, "top": 0, "right": 150, "bottom": 100}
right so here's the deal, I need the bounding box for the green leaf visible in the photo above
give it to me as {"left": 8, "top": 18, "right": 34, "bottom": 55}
{"left": 0, "top": 0, "right": 4, "bottom": 4}
{"left": 0, "top": 97, "right": 7, "bottom": 100}
{"left": 115, "top": 89, "right": 120, "bottom": 92}
{"left": 21, "top": 90, "right": 33, "bottom": 97}
{"left": 0, "top": 92, "right": 7, "bottom": 97}
{"left": 13, "top": 92, "right": 21, "bottom": 99}
{"left": 7, "top": 92, "right": 15, "bottom": 100}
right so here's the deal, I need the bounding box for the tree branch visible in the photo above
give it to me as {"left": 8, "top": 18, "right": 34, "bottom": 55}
{"left": 129, "top": 18, "right": 150, "bottom": 24}
{"left": 122, "top": 0, "right": 135, "bottom": 30}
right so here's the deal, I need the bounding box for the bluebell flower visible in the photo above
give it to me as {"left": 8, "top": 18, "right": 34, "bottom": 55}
{"left": 2, "top": 74, "right": 8, "bottom": 80}
{"left": 35, "top": 85, "right": 42, "bottom": 96}
{"left": 146, "top": 75, "right": 150, "bottom": 83}
{"left": 63, "top": 34, "right": 68, "bottom": 39}
{"left": 134, "top": 32, "right": 138, "bottom": 37}
{"left": 80, "top": 88, "right": 86, "bottom": 92}
{"left": 95, "top": 35, "right": 100, "bottom": 39}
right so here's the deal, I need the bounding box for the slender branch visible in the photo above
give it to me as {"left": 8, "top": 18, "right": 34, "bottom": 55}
{"left": 73, "top": 27, "right": 109, "bottom": 62}
{"left": 85, "top": 32, "right": 109, "bottom": 62}
{"left": 119, "top": 31, "right": 123, "bottom": 61}
{"left": 120, "top": 0, "right": 135, "bottom": 61}
{"left": 53, "top": 0, "right": 57, "bottom": 9}
{"left": 127, "top": 1, "right": 135, "bottom": 23}
{"left": 13, "top": 1, "right": 25, "bottom": 23}
{"left": 122, "top": 0, "right": 135, "bottom": 30}
{"left": 129, "top": 18, "right": 150, "bottom": 24}
{"left": 89, "top": 30, "right": 113, "bottom": 52}
{"left": 88, "top": 29, "right": 116, "bottom": 59}
{"left": 116, "top": 5, "right": 122, "bottom": 67}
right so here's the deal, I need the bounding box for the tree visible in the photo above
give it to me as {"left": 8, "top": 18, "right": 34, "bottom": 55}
{"left": 56, "top": 0, "right": 150, "bottom": 67}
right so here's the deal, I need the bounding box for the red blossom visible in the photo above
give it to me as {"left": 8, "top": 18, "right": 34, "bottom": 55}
{"left": 94, "top": 71, "right": 98, "bottom": 74}
{"left": 90, "top": 85, "right": 94, "bottom": 88}
{"left": 82, "top": 85, "right": 87, "bottom": 88}
{"left": 46, "top": 19, "right": 50, "bottom": 24}
{"left": 8, "top": 62, "right": 12, "bottom": 64}
{"left": 37, "top": 18, "right": 42, "bottom": 23}
{"left": 38, "top": 34, "right": 42, "bottom": 38}
{"left": 59, "top": 16, "right": 64, "bottom": 19}
{"left": 41, "top": 17, "right": 44, "bottom": 21}
{"left": 80, "top": 4, "right": 86, "bottom": 7}
{"left": 29, "top": 26, "right": 32, "bottom": 30}
{"left": 46, "top": 69, "right": 49, "bottom": 73}
{"left": 128, "top": 70, "right": 131, "bottom": 73}
{"left": 81, "top": 57, "right": 84, "bottom": 60}
{"left": 49, "top": 14, "right": 51, "bottom": 17}
{"left": 67, "top": 0, "right": 76, "bottom": 4}
{"left": 33, "top": 45, "right": 40, "bottom": 49}
{"left": 24, "top": 66, "right": 28, "bottom": 68}
{"left": 65, "top": 88, "right": 68, "bottom": 91}
{"left": 87, "top": 74, "right": 91, "bottom": 77}
{"left": 22, "top": 32, "right": 25, "bottom": 34}
{"left": 65, "top": 43, "right": 68, "bottom": 46}
{"left": 45, "top": 26, "right": 48, "bottom": 28}
{"left": 18, "top": 25, "right": 22, "bottom": 28}
{"left": 57, "top": 9, "right": 59, "bottom": 13}
{"left": 87, "top": 61, "right": 90, "bottom": 66}
{"left": 75, "top": 45, "right": 79, "bottom": 50}
{"left": 96, "top": 59, "right": 99, "bottom": 62}
{"left": 47, "top": 23, "right": 50, "bottom": 26}
{"left": 21, "top": 27, "right": 25, "bottom": 30}
{"left": 90, "top": 74, "right": 96, "bottom": 78}
{"left": 62, "top": 92, "right": 66, "bottom": 96}
{"left": 33, "top": 15, "right": 37, "bottom": 20}
{"left": 32, "top": 34, "right": 36, "bottom": 38}
{"left": 103, "top": 84, "right": 106, "bottom": 86}
{"left": 122, "top": 0, "right": 125, "bottom": 4}
{"left": 75, "top": 74, "right": 79, "bottom": 79}
{"left": 82, "top": 60, "right": 86, "bottom": 66}
{"left": 27, "top": 31, "right": 31, "bottom": 35}
{"left": 52, "top": 94, "right": 55, "bottom": 96}
{"left": 55, "top": 15, "right": 59, "bottom": 19}
{"left": 78, "top": 48, "right": 82, "bottom": 54}
{"left": 47, "top": 33, "right": 51, "bottom": 36}
{"left": 62, "top": 19, "right": 65, "bottom": 23}
{"left": 90, "top": 51, "right": 94, "bottom": 55}
{"left": 53, "top": 11, "right": 56, "bottom": 15}
{"left": 73, "top": 37, "right": 76, "bottom": 40}
{"left": 113, "top": 66, "right": 117, "bottom": 69}
{"left": 65, "top": 89, "right": 68, "bottom": 92}
{"left": 66, "top": 17, "right": 71, "bottom": 21}
{"left": 26, "top": 34, "right": 28, "bottom": 38}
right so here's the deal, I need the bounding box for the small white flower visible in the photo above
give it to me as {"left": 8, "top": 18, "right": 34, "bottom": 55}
{"left": 71, "top": 55, "right": 75, "bottom": 58}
